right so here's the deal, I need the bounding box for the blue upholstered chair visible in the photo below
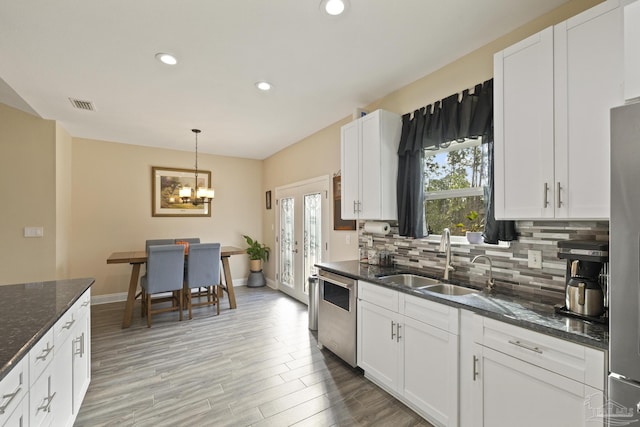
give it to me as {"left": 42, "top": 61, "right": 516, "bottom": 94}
{"left": 185, "top": 243, "right": 221, "bottom": 319}
{"left": 145, "top": 239, "right": 174, "bottom": 253}
{"left": 140, "top": 244, "right": 185, "bottom": 327}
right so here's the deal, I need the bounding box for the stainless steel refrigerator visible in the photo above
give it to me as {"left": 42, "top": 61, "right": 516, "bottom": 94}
{"left": 610, "top": 100, "right": 640, "bottom": 423}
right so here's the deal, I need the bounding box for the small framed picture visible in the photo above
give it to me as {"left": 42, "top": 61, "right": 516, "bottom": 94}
{"left": 266, "top": 190, "right": 272, "bottom": 210}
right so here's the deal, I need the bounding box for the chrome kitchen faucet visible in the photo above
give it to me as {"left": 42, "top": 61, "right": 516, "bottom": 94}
{"left": 439, "top": 228, "right": 455, "bottom": 280}
{"left": 471, "top": 254, "right": 495, "bottom": 292}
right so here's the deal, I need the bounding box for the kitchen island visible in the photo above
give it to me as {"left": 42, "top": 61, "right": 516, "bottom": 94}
{"left": 0, "top": 278, "right": 94, "bottom": 426}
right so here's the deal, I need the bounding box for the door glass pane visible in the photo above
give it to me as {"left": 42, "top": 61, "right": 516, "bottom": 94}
{"left": 279, "top": 197, "right": 295, "bottom": 288}
{"left": 304, "top": 192, "right": 322, "bottom": 293}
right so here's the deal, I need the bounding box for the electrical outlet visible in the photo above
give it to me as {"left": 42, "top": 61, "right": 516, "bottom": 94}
{"left": 367, "top": 236, "right": 373, "bottom": 247}
{"left": 528, "top": 250, "right": 542, "bottom": 269}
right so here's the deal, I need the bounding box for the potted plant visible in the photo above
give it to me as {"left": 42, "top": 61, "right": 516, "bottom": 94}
{"left": 456, "top": 210, "right": 484, "bottom": 244}
{"left": 243, "top": 235, "right": 270, "bottom": 272}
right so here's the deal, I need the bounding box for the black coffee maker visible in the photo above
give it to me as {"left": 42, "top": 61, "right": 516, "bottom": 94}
{"left": 557, "top": 240, "right": 609, "bottom": 320}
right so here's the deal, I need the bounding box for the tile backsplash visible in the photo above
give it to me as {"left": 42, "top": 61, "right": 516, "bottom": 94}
{"left": 360, "top": 220, "right": 609, "bottom": 304}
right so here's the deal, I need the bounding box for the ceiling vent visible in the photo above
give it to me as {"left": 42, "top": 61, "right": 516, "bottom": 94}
{"left": 69, "top": 98, "right": 95, "bottom": 111}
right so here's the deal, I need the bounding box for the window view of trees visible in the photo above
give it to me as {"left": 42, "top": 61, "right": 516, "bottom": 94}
{"left": 424, "top": 140, "right": 488, "bottom": 236}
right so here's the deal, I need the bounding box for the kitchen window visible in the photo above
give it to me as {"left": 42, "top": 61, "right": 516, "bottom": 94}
{"left": 424, "top": 137, "right": 488, "bottom": 236}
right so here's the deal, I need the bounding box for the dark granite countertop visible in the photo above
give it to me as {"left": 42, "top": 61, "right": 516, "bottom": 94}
{"left": 316, "top": 260, "right": 608, "bottom": 350}
{"left": 0, "top": 278, "right": 94, "bottom": 382}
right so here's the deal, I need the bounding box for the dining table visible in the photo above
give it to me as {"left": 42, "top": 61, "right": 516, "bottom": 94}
{"left": 106, "top": 246, "right": 246, "bottom": 328}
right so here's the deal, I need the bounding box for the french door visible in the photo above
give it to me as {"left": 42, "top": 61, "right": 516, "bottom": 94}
{"left": 276, "top": 176, "right": 330, "bottom": 304}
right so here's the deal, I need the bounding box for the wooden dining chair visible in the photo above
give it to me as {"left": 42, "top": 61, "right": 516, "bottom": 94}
{"left": 184, "top": 243, "right": 221, "bottom": 319}
{"left": 140, "top": 244, "right": 185, "bottom": 327}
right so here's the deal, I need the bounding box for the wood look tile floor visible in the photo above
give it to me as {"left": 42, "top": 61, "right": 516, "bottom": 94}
{"left": 75, "top": 286, "right": 433, "bottom": 427}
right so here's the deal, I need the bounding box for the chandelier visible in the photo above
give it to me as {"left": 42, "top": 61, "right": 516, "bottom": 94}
{"left": 179, "top": 129, "right": 214, "bottom": 205}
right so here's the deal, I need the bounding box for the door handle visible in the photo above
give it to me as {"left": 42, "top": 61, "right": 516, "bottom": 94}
{"left": 396, "top": 324, "right": 401, "bottom": 342}
{"left": 543, "top": 183, "right": 549, "bottom": 208}
{"left": 557, "top": 182, "right": 563, "bottom": 207}
{"left": 391, "top": 321, "right": 396, "bottom": 340}
{"left": 472, "top": 355, "right": 479, "bottom": 381}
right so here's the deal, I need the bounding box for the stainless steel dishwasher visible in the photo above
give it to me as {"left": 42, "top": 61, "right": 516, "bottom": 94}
{"left": 317, "top": 269, "right": 357, "bottom": 367}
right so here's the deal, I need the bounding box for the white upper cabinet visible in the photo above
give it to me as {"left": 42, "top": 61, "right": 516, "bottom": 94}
{"left": 625, "top": 0, "right": 640, "bottom": 100}
{"left": 494, "top": 0, "right": 623, "bottom": 220}
{"left": 494, "top": 27, "right": 555, "bottom": 219}
{"left": 340, "top": 109, "right": 401, "bottom": 221}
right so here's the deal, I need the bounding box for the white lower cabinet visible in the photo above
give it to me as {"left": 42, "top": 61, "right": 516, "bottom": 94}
{"left": 357, "top": 281, "right": 459, "bottom": 427}
{"left": 1, "top": 288, "right": 91, "bottom": 427}
{"left": 462, "top": 314, "right": 606, "bottom": 427}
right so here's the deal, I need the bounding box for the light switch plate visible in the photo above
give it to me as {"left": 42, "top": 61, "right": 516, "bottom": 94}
{"left": 528, "top": 250, "right": 542, "bottom": 269}
{"left": 24, "top": 226, "right": 44, "bottom": 238}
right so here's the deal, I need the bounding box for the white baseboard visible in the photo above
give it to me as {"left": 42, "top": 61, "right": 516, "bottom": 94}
{"left": 91, "top": 278, "right": 248, "bottom": 305}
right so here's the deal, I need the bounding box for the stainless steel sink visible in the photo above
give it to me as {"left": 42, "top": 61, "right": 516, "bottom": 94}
{"left": 420, "top": 283, "right": 478, "bottom": 296}
{"left": 378, "top": 274, "right": 441, "bottom": 289}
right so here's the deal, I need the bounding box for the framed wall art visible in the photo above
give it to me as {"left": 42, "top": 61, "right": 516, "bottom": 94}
{"left": 266, "top": 190, "right": 272, "bottom": 210}
{"left": 151, "top": 166, "right": 211, "bottom": 217}
{"left": 333, "top": 175, "right": 356, "bottom": 230}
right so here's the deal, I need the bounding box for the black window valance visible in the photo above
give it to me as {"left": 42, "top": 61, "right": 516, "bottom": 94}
{"left": 397, "top": 79, "right": 516, "bottom": 243}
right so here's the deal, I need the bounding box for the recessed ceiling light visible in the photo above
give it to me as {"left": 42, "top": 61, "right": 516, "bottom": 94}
{"left": 256, "top": 81, "right": 272, "bottom": 91}
{"left": 155, "top": 53, "right": 177, "bottom": 65}
{"left": 320, "top": 0, "right": 348, "bottom": 16}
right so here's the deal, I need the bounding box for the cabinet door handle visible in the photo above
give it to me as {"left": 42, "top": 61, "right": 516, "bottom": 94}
{"left": 391, "top": 321, "right": 396, "bottom": 340}
{"left": 74, "top": 332, "right": 86, "bottom": 357}
{"left": 36, "top": 343, "right": 54, "bottom": 361}
{"left": 63, "top": 318, "right": 76, "bottom": 330}
{"left": 0, "top": 385, "right": 22, "bottom": 414}
{"left": 353, "top": 200, "right": 357, "bottom": 214}
{"left": 396, "top": 324, "right": 402, "bottom": 342}
{"left": 543, "top": 183, "right": 549, "bottom": 208}
{"left": 472, "top": 355, "right": 479, "bottom": 381}
{"left": 557, "top": 182, "right": 562, "bottom": 207}
{"left": 508, "top": 339, "right": 543, "bottom": 354}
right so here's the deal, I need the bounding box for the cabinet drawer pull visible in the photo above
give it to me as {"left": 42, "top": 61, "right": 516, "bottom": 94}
{"left": 543, "top": 183, "right": 550, "bottom": 208}
{"left": 557, "top": 182, "right": 563, "bottom": 207}
{"left": 63, "top": 318, "right": 76, "bottom": 330}
{"left": 36, "top": 343, "right": 54, "bottom": 361}
{"left": 391, "top": 321, "right": 396, "bottom": 340}
{"left": 0, "top": 386, "right": 22, "bottom": 414}
{"left": 508, "top": 339, "right": 543, "bottom": 354}
{"left": 396, "top": 324, "right": 401, "bottom": 342}
{"left": 472, "top": 355, "right": 479, "bottom": 381}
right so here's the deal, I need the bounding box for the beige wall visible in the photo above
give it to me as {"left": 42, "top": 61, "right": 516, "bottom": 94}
{"left": 261, "top": 0, "right": 603, "bottom": 281}
{"left": 0, "top": 104, "right": 57, "bottom": 284}
{"left": 55, "top": 123, "right": 72, "bottom": 279}
{"left": 70, "top": 138, "right": 262, "bottom": 296}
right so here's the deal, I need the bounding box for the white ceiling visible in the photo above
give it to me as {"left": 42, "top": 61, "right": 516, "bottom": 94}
{"left": 0, "top": 0, "right": 568, "bottom": 160}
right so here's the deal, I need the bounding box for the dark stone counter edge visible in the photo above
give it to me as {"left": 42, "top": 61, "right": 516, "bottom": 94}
{"left": 0, "top": 278, "right": 95, "bottom": 382}
{"left": 316, "top": 262, "right": 608, "bottom": 351}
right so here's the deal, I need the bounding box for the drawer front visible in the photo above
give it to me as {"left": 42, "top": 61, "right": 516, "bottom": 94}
{"left": 55, "top": 305, "right": 77, "bottom": 346}
{"left": 401, "top": 293, "right": 459, "bottom": 334}
{"left": 476, "top": 317, "right": 605, "bottom": 390}
{"left": 2, "top": 392, "right": 28, "bottom": 427}
{"left": 29, "top": 328, "right": 55, "bottom": 386}
{"left": 30, "top": 370, "right": 53, "bottom": 427}
{"left": 0, "top": 358, "right": 27, "bottom": 426}
{"left": 56, "top": 289, "right": 90, "bottom": 346}
{"left": 358, "top": 281, "right": 399, "bottom": 312}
